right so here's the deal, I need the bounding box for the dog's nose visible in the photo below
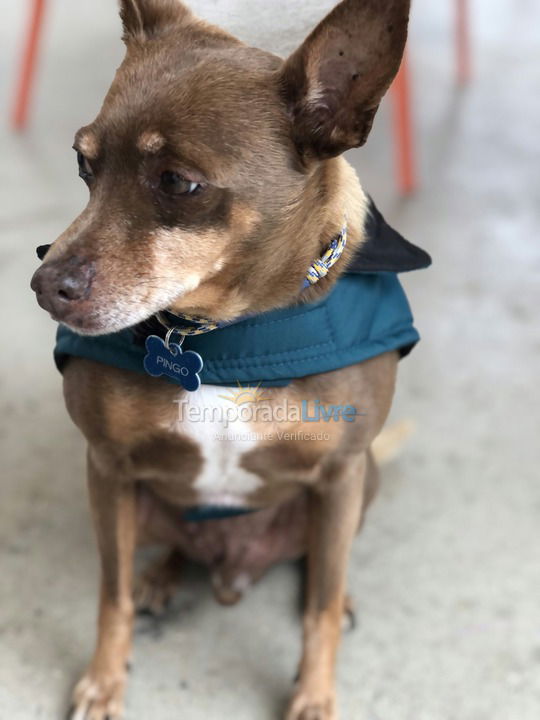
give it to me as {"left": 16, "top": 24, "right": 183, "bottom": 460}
{"left": 31, "top": 256, "right": 96, "bottom": 317}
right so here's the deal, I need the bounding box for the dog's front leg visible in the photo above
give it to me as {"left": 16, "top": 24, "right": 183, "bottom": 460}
{"left": 286, "top": 453, "right": 367, "bottom": 720}
{"left": 69, "top": 451, "right": 136, "bottom": 720}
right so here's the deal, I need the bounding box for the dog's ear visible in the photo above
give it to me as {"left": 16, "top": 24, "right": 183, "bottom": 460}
{"left": 280, "top": 0, "right": 410, "bottom": 159}
{"left": 119, "top": 0, "right": 193, "bottom": 42}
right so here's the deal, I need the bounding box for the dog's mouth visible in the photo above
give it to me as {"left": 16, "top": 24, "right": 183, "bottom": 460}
{"left": 56, "top": 293, "right": 206, "bottom": 338}
{"left": 46, "top": 292, "right": 191, "bottom": 337}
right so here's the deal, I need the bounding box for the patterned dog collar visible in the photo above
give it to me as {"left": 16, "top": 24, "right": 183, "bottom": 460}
{"left": 303, "top": 222, "right": 348, "bottom": 288}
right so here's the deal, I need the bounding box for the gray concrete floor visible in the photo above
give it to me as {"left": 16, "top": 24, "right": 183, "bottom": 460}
{"left": 1, "top": 1, "right": 539, "bottom": 718}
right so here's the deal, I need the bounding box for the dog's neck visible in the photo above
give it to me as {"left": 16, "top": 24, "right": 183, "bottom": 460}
{"left": 168, "top": 157, "right": 369, "bottom": 323}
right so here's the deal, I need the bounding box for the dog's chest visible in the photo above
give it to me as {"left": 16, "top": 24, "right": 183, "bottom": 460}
{"left": 167, "top": 386, "right": 263, "bottom": 507}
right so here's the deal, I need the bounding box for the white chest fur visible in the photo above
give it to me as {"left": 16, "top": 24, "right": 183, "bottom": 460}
{"left": 168, "top": 385, "right": 263, "bottom": 507}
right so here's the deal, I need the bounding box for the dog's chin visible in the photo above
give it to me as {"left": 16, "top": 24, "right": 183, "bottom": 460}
{"left": 56, "top": 308, "right": 159, "bottom": 337}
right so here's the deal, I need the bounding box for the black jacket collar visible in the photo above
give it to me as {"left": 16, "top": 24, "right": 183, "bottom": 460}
{"left": 347, "top": 197, "right": 431, "bottom": 274}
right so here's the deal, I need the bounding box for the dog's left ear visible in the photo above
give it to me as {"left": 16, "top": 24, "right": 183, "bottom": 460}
{"left": 280, "top": 0, "right": 410, "bottom": 159}
{"left": 119, "top": 0, "right": 193, "bottom": 43}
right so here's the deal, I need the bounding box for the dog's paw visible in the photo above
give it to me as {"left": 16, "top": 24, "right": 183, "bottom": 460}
{"left": 211, "top": 569, "right": 251, "bottom": 606}
{"left": 134, "top": 550, "right": 182, "bottom": 616}
{"left": 285, "top": 691, "right": 337, "bottom": 720}
{"left": 67, "top": 670, "right": 126, "bottom": 720}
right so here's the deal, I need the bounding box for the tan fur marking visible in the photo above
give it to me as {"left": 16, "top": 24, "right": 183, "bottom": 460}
{"left": 137, "top": 131, "right": 166, "bottom": 154}
{"left": 75, "top": 131, "right": 99, "bottom": 160}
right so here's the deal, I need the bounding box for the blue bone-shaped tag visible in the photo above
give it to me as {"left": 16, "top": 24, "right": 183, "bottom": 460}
{"left": 143, "top": 335, "right": 203, "bottom": 392}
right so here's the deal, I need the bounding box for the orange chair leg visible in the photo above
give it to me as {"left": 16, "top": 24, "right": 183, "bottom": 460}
{"left": 456, "top": 0, "right": 471, "bottom": 85}
{"left": 12, "top": 0, "right": 47, "bottom": 131}
{"left": 391, "top": 49, "right": 416, "bottom": 196}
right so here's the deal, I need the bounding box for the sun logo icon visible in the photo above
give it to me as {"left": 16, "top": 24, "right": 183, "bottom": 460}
{"left": 219, "top": 382, "right": 269, "bottom": 405}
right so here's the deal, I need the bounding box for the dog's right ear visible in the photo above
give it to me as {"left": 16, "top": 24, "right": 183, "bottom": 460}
{"left": 119, "top": 0, "right": 193, "bottom": 43}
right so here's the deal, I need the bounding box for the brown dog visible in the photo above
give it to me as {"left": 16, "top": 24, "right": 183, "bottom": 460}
{"left": 31, "top": 1, "right": 414, "bottom": 718}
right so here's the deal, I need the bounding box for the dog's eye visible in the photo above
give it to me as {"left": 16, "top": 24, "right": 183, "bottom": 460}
{"left": 77, "top": 151, "right": 93, "bottom": 183}
{"left": 159, "top": 171, "right": 201, "bottom": 196}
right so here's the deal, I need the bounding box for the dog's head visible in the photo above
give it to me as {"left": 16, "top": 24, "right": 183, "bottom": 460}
{"left": 31, "top": 0, "right": 409, "bottom": 335}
